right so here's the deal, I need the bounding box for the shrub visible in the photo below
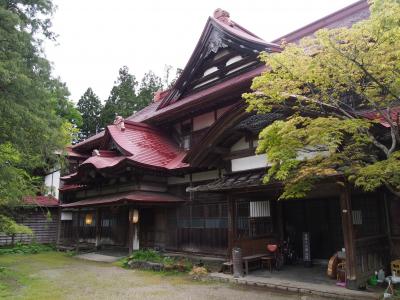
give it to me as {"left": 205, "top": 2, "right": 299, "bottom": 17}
{"left": 128, "top": 249, "right": 163, "bottom": 263}
{"left": 0, "top": 243, "right": 55, "bottom": 255}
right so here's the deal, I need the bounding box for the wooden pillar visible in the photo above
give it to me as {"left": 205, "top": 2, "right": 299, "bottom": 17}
{"left": 227, "top": 193, "right": 236, "bottom": 258}
{"left": 95, "top": 208, "right": 101, "bottom": 249}
{"left": 339, "top": 185, "right": 357, "bottom": 289}
{"left": 277, "top": 200, "right": 284, "bottom": 241}
{"left": 76, "top": 209, "right": 81, "bottom": 252}
{"left": 56, "top": 207, "right": 62, "bottom": 246}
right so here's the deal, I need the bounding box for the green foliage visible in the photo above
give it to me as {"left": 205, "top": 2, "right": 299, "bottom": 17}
{"left": 0, "top": 143, "right": 34, "bottom": 208}
{"left": 127, "top": 249, "right": 163, "bottom": 263}
{"left": 137, "top": 70, "right": 163, "bottom": 109}
{"left": 0, "top": 216, "right": 32, "bottom": 237}
{"left": 77, "top": 87, "right": 103, "bottom": 139}
{"left": 0, "top": 0, "right": 74, "bottom": 231}
{"left": 0, "top": 243, "right": 54, "bottom": 255}
{"left": 100, "top": 66, "right": 164, "bottom": 127}
{"left": 245, "top": 0, "right": 400, "bottom": 198}
{"left": 100, "top": 66, "right": 138, "bottom": 127}
{"left": 123, "top": 250, "right": 193, "bottom": 273}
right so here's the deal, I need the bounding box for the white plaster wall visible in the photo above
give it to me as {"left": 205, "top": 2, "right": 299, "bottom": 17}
{"left": 44, "top": 170, "right": 60, "bottom": 199}
{"left": 231, "top": 155, "right": 269, "bottom": 172}
{"left": 191, "top": 170, "right": 219, "bottom": 182}
{"left": 193, "top": 112, "right": 215, "bottom": 131}
{"left": 217, "top": 105, "right": 232, "bottom": 118}
{"left": 167, "top": 175, "right": 191, "bottom": 185}
{"left": 230, "top": 137, "right": 249, "bottom": 152}
{"left": 167, "top": 170, "right": 220, "bottom": 185}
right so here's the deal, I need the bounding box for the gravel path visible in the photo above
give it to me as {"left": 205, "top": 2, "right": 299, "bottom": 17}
{"left": 1, "top": 252, "right": 328, "bottom": 300}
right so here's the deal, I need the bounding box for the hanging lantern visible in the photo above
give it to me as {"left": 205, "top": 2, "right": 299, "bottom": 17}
{"left": 133, "top": 209, "right": 139, "bottom": 224}
{"left": 85, "top": 213, "right": 93, "bottom": 225}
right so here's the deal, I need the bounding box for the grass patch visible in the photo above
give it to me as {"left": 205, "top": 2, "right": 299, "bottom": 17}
{"left": 0, "top": 251, "right": 71, "bottom": 299}
{"left": 0, "top": 243, "right": 55, "bottom": 255}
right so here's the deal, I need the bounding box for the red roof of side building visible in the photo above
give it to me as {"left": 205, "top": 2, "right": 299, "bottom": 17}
{"left": 358, "top": 106, "right": 400, "bottom": 128}
{"left": 23, "top": 195, "right": 59, "bottom": 207}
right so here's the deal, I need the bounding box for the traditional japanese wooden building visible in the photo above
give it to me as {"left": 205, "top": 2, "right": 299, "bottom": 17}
{"left": 59, "top": 1, "right": 399, "bottom": 290}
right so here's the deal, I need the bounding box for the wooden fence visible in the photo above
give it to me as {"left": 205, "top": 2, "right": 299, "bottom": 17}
{"left": 0, "top": 208, "right": 59, "bottom": 246}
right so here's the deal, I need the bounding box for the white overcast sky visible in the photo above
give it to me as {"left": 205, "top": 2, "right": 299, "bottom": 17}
{"left": 44, "top": 0, "right": 357, "bottom": 102}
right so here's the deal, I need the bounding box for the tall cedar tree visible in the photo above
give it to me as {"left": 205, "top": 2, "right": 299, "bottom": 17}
{"left": 137, "top": 70, "right": 163, "bottom": 108}
{"left": 244, "top": 0, "right": 400, "bottom": 199}
{"left": 0, "top": 0, "right": 75, "bottom": 233}
{"left": 100, "top": 67, "right": 163, "bottom": 126}
{"left": 100, "top": 66, "right": 138, "bottom": 126}
{"left": 77, "top": 88, "right": 102, "bottom": 139}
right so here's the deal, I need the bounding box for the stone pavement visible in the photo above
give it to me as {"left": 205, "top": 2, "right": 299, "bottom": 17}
{"left": 76, "top": 252, "right": 125, "bottom": 263}
{"left": 209, "top": 272, "right": 380, "bottom": 300}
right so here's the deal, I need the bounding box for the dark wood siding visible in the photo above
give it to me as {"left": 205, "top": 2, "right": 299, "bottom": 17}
{"left": 0, "top": 208, "right": 59, "bottom": 245}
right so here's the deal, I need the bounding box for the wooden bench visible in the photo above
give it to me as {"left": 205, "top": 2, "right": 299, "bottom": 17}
{"left": 243, "top": 254, "right": 266, "bottom": 275}
{"left": 221, "top": 254, "right": 268, "bottom": 275}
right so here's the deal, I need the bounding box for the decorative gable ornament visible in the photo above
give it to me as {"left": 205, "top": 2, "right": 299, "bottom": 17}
{"left": 113, "top": 116, "right": 125, "bottom": 131}
{"left": 205, "top": 30, "right": 228, "bottom": 57}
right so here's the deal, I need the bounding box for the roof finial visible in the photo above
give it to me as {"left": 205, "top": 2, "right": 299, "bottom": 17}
{"left": 113, "top": 115, "right": 125, "bottom": 131}
{"left": 213, "top": 8, "right": 233, "bottom": 27}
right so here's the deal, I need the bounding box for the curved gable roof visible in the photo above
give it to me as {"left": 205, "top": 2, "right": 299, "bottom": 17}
{"left": 157, "top": 9, "right": 281, "bottom": 110}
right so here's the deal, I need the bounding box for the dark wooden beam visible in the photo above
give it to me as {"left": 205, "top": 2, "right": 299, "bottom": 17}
{"left": 211, "top": 146, "right": 229, "bottom": 155}
{"left": 56, "top": 207, "right": 62, "bottom": 246}
{"left": 95, "top": 208, "right": 101, "bottom": 250}
{"left": 339, "top": 185, "right": 357, "bottom": 289}
{"left": 227, "top": 193, "right": 236, "bottom": 258}
{"left": 76, "top": 209, "right": 81, "bottom": 253}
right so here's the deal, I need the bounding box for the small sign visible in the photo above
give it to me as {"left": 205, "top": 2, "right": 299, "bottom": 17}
{"left": 61, "top": 212, "right": 73, "bottom": 221}
{"left": 303, "top": 232, "right": 312, "bottom": 267}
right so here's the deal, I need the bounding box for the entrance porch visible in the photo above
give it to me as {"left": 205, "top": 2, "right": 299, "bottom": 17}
{"left": 210, "top": 265, "right": 380, "bottom": 300}
{"left": 58, "top": 191, "right": 184, "bottom": 254}
{"left": 188, "top": 171, "right": 391, "bottom": 290}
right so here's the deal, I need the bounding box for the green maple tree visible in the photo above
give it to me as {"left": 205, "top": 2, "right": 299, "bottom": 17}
{"left": 244, "top": 0, "right": 400, "bottom": 199}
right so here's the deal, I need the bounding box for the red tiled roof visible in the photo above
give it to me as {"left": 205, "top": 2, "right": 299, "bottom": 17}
{"left": 106, "top": 121, "right": 188, "bottom": 169}
{"left": 271, "top": 0, "right": 369, "bottom": 43}
{"left": 60, "top": 191, "right": 185, "bottom": 208}
{"left": 72, "top": 131, "right": 105, "bottom": 152}
{"left": 23, "top": 195, "right": 59, "bottom": 207}
{"left": 127, "top": 101, "right": 161, "bottom": 123}
{"left": 63, "top": 121, "right": 188, "bottom": 182}
{"left": 66, "top": 146, "right": 89, "bottom": 159}
{"left": 134, "top": 66, "right": 266, "bottom": 123}
{"left": 212, "top": 14, "right": 277, "bottom": 48}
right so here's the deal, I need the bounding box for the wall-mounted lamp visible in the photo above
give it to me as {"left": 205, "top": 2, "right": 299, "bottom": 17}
{"left": 129, "top": 209, "right": 139, "bottom": 224}
{"left": 85, "top": 213, "right": 93, "bottom": 225}
{"left": 132, "top": 209, "right": 139, "bottom": 224}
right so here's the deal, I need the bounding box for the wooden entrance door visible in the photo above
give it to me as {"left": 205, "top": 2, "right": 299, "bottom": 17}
{"left": 283, "top": 198, "right": 343, "bottom": 259}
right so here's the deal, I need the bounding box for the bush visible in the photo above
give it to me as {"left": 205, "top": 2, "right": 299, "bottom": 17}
{"left": 128, "top": 249, "right": 163, "bottom": 263}
{"left": 0, "top": 243, "right": 55, "bottom": 255}
{"left": 124, "top": 249, "right": 193, "bottom": 273}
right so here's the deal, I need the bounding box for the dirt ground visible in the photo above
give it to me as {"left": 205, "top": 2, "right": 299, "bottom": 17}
{"left": 0, "top": 252, "right": 329, "bottom": 300}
